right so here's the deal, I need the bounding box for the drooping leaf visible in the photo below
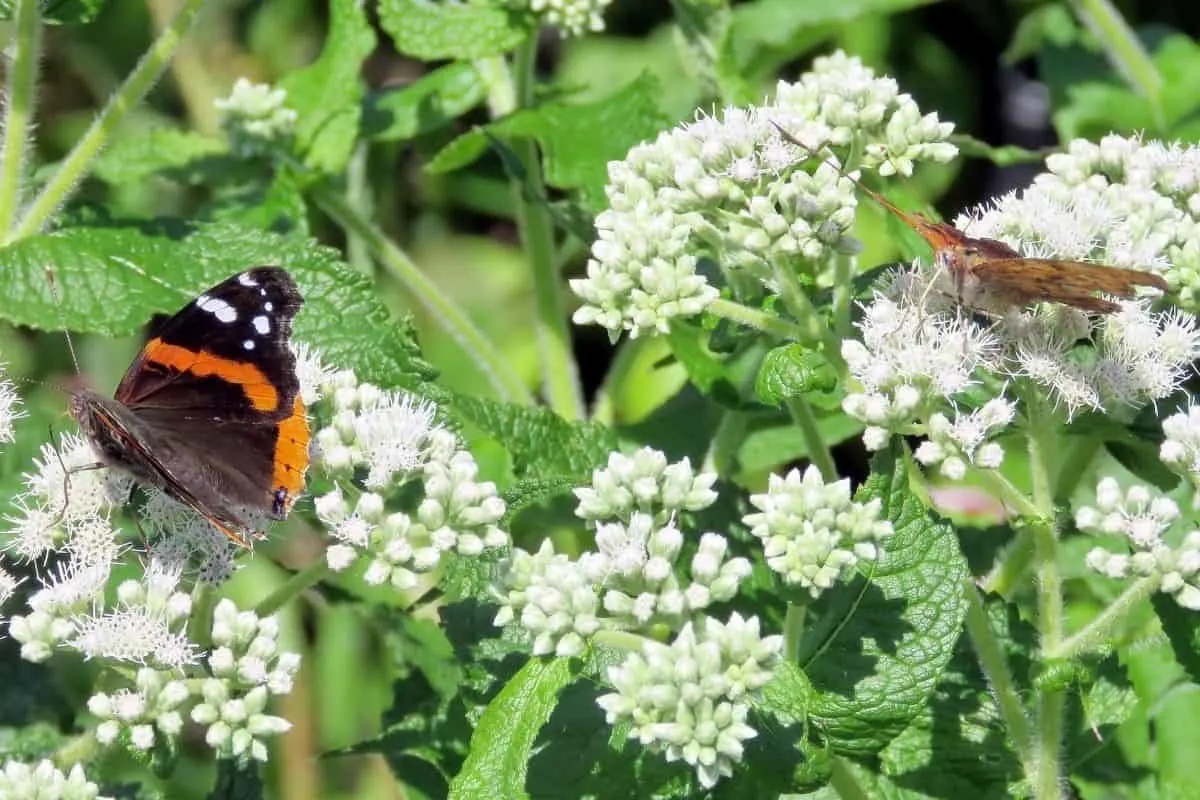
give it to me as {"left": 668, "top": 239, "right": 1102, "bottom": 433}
{"left": 364, "top": 63, "right": 486, "bottom": 142}
{"left": 379, "top": 0, "right": 534, "bottom": 60}
{"left": 279, "top": 0, "right": 376, "bottom": 173}
{"left": 428, "top": 73, "right": 670, "bottom": 209}
{"left": 0, "top": 221, "right": 434, "bottom": 387}
{"left": 801, "top": 444, "right": 970, "bottom": 754}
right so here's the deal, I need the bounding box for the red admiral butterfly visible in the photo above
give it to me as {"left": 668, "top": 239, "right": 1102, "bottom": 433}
{"left": 68, "top": 267, "right": 310, "bottom": 547}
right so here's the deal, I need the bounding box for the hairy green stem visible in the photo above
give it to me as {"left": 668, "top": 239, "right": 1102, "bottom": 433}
{"left": 1054, "top": 436, "right": 1099, "bottom": 504}
{"left": 832, "top": 253, "right": 854, "bottom": 338}
{"left": 963, "top": 579, "right": 1034, "bottom": 768}
{"left": 707, "top": 298, "right": 806, "bottom": 340}
{"left": 255, "top": 557, "right": 332, "bottom": 617}
{"left": 11, "top": 0, "right": 209, "bottom": 241}
{"left": 783, "top": 602, "right": 807, "bottom": 663}
{"left": 1045, "top": 574, "right": 1160, "bottom": 661}
{"left": 785, "top": 397, "right": 837, "bottom": 481}
{"left": 188, "top": 581, "right": 217, "bottom": 650}
{"left": 509, "top": 35, "right": 584, "bottom": 420}
{"left": 1028, "top": 430, "right": 1066, "bottom": 800}
{"left": 0, "top": 0, "right": 41, "bottom": 237}
{"left": 980, "top": 526, "right": 1035, "bottom": 597}
{"left": 310, "top": 183, "right": 534, "bottom": 405}
{"left": 1069, "top": 0, "right": 1162, "bottom": 124}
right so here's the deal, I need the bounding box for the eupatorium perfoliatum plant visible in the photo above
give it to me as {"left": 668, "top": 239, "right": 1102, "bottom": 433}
{"left": 0, "top": 0, "right": 1198, "bottom": 798}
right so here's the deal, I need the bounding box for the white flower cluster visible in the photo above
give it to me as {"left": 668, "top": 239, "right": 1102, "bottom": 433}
{"left": 1077, "top": 478, "right": 1200, "bottom": 609}
{"left": 215, "top": 77, "right": 298, "bottom": 157}
{"left": 0, "top": 361, "right": 22, "bottom": 446}
{"left": 1161, "top": 404, "right": 1200, "bottom": 495}
{"left": 966, "top": 134, "right": 1200, "bottom": 304}
{"left": 518, "top": 0, "right": 611, "bottom": 36}
{"left": 571, "top": 50, "right": 956, "bottom": 339}
{"left": 841, "top": 276, "right": 1004, "bottom": 450}
{"left": 743, "top": 465, "right": 892, "bottom": 597}
{"left": 596, "top": 613, "right": 782, "bottom": 789}
{"left": 86, "top": 598, "right": 298, "bottom": 763}
{"left": 191, "top": 599, "right": 298, "bottom": 762}
{"left": 313, "top": 370, "right": 507, "bottom": 586}
{"left": 493, "top": 448, "right": 749, "bottom": 655}
{"left": 5, "top": 432, "right": 130, "bottom": 563}
{"left": 914, "top": 398, "right": 1016, "bottom": 479}
{"left": 67, "top": 563, "right": 197, "bottom": 668}
{"left": 90, "top": 668, "right": 189, "bottom": 752}
{"left": 0, "top": 759, "right": 108, "bottom": 799}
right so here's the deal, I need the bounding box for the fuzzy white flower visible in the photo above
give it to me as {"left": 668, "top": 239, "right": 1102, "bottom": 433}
{"left": 1075, "top": 477, "right": 1179, "bottom": 548}
{"left": 1161, "top": 404, "right": 1200, "bottom": 493}
{"left": 574, "top": 447, "right": 718, "bottom": 524}
{"left": 914, "top": 398, "right": 1016, "bottom": 479}
{"left": 0, "top": 363, "right": 22, "bottom": 446}
{"left": 68, "top": 563, "right": 198, "bottom": 668}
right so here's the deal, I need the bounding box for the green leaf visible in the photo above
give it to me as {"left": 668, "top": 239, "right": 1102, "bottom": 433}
{"left": 1152, "top": 593, "right": 1200, "bottom": 682}
{"left": 429, "top": 73, "right": 670, "bottom": 209}
{"left": 91, "top": 127, "right": 228, "bottom": 186}
{"left": 364, "top": 63, "right": 486, "bottom": 142}
{"left": 0, "top": 0, "right": 104, "bottom": 24}
{"left": 801, "top": 444, "right": 970, "bottom": 754}
{"left": 379, "top": 0, "right": 534, "bottom": 60}
{"left": 208, "top": 760, "right": 263, "bottom": 800}
{"left": 0, "top": 221, "right": 434, "bottom": 387}
{"left": 754, "top": 344, "right": 839, "bottom": 407}
{"left": 450, "top": 395, "right": 617, "bottom": 483}
{"left": 279, "top": 0, "right": 376, "bottom": 174}
{"left": 449, "top": 657, "right": 575, "bottom": 800}
{"left": 203, "top": 170, "right": 309, "bottom": 237}
{"left": 719, "top": 0, "right": 936, "bottom": 85}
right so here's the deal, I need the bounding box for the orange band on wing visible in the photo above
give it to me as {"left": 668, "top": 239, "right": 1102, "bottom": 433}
{"left": 272, "top": 396, "right": 310, "bottom": 509}
{"left": 143, "top": 338, "right": 279, "bottom": 412}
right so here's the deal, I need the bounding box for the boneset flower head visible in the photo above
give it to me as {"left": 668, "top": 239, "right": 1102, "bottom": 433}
{"left": 571, "top": 50, "right": 956, "bottom": 339}
{"left": 312, "top": 368, "right": 508, "bottom": 586}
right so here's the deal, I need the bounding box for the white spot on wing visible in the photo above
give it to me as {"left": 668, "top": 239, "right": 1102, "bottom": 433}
{"left": 264, "top": 301, "right": 274, "bottom": 312}
{"left": 238, "top": 272, "right": 259, "bottom": 287}
{"left": 252, "top": 315, "right": 270, "bottom": 334}
{"left": 197, "top": 295, "right": 237, "bottom": 323}
{"left": 243, "top": 339, "right": 255, "bottom": 350}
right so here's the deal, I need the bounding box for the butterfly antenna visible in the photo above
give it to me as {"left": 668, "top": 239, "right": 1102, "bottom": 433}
{"left": 44, "top": 266, "right": 81, "bottom": 375}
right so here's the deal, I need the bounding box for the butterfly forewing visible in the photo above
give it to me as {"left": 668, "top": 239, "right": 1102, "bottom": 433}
{"left": 115, "top": 267, "right": 303, "bottom": 423}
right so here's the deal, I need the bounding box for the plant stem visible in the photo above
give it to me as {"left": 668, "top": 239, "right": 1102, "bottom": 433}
{"left": 707, "top": 298, "right": 806, "bottom": 340}
{"left": 509, "top": 35, "right": 584, "bottom": 420}
{"left": 188, "top": 581, "right": 217, "bottom": 649}
{"left": 310, "top": 182, "right": 534, "bottom": 405}
{"left": 591, "top": 337, "right": 648, "bottom": 425}
{"left": 783, "top": 602, "right": 807, "bottom": 663}
{"left": 1027, "top": 430, "right": 1066, "bottom": 800}
{"left": 1045, "top": 574, "right": 1160, "bottom": 660}
{"left": 962, "top": 579, "right": 1034, "bottom": 768}
{"left": 255, "top": 557, "right": 332, "bottom": 617}
{"left": 832, "top": 253, "right": 854, "bottom": 338}
{"left": 0, "top": 0, "right": 41, "bottom": 238}
{"left": 10, "top": 0, "right": 209, "bottom": 242}
{"left": 1069, "top": 0, "right": 1163, "bottom": 125}
{"left": 980, "top": 526, "right": 1035, "bottom": 597}
{"left": 785, "top": 397, "right": 837, "bottom": 481}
